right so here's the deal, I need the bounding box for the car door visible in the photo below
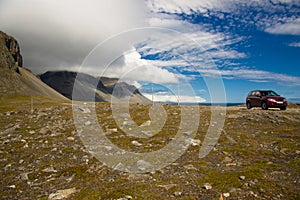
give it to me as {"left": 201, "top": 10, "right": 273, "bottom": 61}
{"left": 248, "top": 91, "right": 257, "bottom": 106}
{"left": 252, "top": 91, "right": 261, "bottom": 107}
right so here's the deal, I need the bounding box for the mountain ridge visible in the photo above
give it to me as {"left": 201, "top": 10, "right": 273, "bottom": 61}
{"left": 39, "top": 70, "right": 151, "bottom": 104}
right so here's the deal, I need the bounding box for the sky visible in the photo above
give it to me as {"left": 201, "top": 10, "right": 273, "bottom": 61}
{"left": 0, "top": 0, "right": 300, "bottom": 103}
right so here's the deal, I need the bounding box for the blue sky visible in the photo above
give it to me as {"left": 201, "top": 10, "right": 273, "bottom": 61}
{"left": 138, "top": 0, "right": 300, "bottom": 103}
{"left": 0, "top": 0, "right": 299, "bottom": 103}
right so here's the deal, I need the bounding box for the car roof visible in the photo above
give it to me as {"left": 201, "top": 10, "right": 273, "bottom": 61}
{"left": 251, "top": 90, "right": 273, "bottom": 92}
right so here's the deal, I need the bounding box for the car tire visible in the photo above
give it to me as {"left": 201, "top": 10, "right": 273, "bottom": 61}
{"left": 280, "top": 107, "right": 286, "bottom": 110}
{"left": 262, "top": 102, "right": 268, "bottom": 110}
{"left": 247, "top": 102, "right": 252, "bottom": 109}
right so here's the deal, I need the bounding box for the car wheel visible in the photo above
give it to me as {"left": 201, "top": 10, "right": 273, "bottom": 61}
{"left": 280, "top": 106, "right": 286, "bottom": 110}
{"left": 247, "top": 102, "right": 252, "bottom": 109}
{"left": 262, "top": 102, "right": 268, "bottom": 110}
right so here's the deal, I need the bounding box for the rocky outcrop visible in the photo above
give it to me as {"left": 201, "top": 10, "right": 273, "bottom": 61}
{"left": 0, "top": 31, "right": 23, "bottom": 70}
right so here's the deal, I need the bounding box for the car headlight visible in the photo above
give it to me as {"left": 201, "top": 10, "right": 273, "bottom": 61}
{"left": 268, "top": 98, "right": 277, "bottom": 103}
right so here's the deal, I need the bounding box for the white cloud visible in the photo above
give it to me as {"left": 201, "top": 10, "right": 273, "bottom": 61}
{"left": 143, "top": 93, "right": 206, "bottom": 103}
{"left": 147, "top": 0, "right": 300, "bottom": 37}
{"left": 197, "top": 68, "right": 300, "bottom": 86}
{"left": 147, "top": 0, "right": 232, "bottom": 14}
{"left": 87, "top": 47, "right": 178, "bottom": 84}
{"left": 265, "top": 18, "right": 300, "bottom": 35}
{"left": 0, "top": 0, "right": 147, "bottom": 74}
{"left": 147, "top": 0, "right": 300, "bottom": 15}
{"left": 289, "top": 42, "right": 300, "bottom": 47}
{"left": 138, "top": 17, "right": 246, "bottom": 70}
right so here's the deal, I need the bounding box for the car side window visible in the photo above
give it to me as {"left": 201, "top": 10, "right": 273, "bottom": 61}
{"left": 251, "top": 91, "right": 256, "bottom": 96}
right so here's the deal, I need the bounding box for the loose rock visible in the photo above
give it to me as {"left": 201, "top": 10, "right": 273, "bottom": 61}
{"left": 223, "top": 192, "right": 230, "bottom": 197}
{"left": 48, "top": 187, "right": 77, "bottom": 200}
{"left": 203, "top": 183, "right": 212, "bottom": 190}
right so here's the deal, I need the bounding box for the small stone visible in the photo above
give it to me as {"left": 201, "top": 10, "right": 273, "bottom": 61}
{"left": 223, "top": 156, "right": 233, "bottom": 163}
{"left": 8, "top": 185, "right": 16, "bottom": 189}
{"left": 51, "top": 148, "right": 58, "bottom": 152}
{"left": 296, "top": 150, "right": 300, "bottom": 154}
{"left": 137, "top": 160, "right": 153, "bottom": 171}
{"left": 141, "top": 130, "right": 153, "bottom": 137}
{"left": 131, "top": 141, "right": 142, "bottom": 146}
{"left": 183, "top": 130, "right": 193, "bottom": 136}
{"left": 225, "top": 163, "right": 237, "bottom": 167}
{"left": 239, "top": 176, "right": 246, "bottom": 180}
{"left": 184, "top": 164, "right": 197, "bottom": 171}
{"left": 107, "top": 128, "right": 118, "bottom": 132}
{"left": 67, "top": 137, "right": 75, "bottom": 141}
{"left": 158, "top": 184, "right": 177, "bottom": 190}
{"left": 114, "top": 163, "right": 125, "bottom": 171}
{"left": 174, "top": 191, "right": 182, "bottom": 197}
{"left": 104, "top": 146, "right": 112, "bottom": 151}
{"left": 39, "top": 127, "right": 49, "bottom": 134}
{"left": 280, "top": 148, "right": 288, "bottom": 154}
{"left": 20, "top": 173, "right": 29, "bottom": 181}
{"left": 223, "top": 192, "right": 230, "bottom": 197}
{"left": 84, "top": 121, "right": 91, "bottom": 126}
{"left": 190, "top": 139, "right": 201, "bottom": 146}
{"left": 117, "top": 196, "right": 133, "bottom": 200}
{"left": 140, "top": 120, "right": 151, "bottom": 127}
{"left": 29, "top": 130, "right": 35, "bottom": 134}
{"left": 66, "top": 174, "right": 75, "bottom": 182}
{"left": 42, "top": 166, "right": 57, "bottom": 173}
{"left": 186, "top": 138, "right": 201, "bottom": 146}
{"left": 48, "top": 187, "right": 77, "bottom": 200}
{"left": 203, "top": 183, "right": 212, "bottom": 190}
{"left": 78, "top": 107, "right": 91, "bottom": 113}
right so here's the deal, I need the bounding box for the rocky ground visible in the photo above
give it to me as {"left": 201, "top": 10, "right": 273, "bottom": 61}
{"left": 0, "top": 97, "right": 299, "bottom": 199}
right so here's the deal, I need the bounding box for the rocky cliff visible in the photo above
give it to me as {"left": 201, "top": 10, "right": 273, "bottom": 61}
{"left": 0, "top": 31, "right": 22, "bottom": 70}
{"left": 0, "top": 31, "right": 67, "bottom": 100}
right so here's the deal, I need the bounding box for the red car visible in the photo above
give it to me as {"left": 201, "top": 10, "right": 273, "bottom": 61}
{"left": 246, "top": 90, "right": 287, "bottom": 110}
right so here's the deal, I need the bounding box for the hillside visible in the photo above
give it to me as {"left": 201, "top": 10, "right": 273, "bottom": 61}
{"left": 39, "top": 71, "right": 151, "bottom": 104}
{"left": 0, "top": 31, "right": 67, "bottom": 101}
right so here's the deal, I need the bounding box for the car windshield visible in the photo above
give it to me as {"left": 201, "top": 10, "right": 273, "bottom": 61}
{"left": 261, "top": 91, "right": 279, "bottom": 96}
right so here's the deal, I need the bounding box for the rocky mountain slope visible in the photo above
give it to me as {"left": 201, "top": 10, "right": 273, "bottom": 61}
{"left": 39, "top": 71, "right": 151, "bottom": 104}
{"left": 0, "top": 31, "right": 67, "bottom": 101}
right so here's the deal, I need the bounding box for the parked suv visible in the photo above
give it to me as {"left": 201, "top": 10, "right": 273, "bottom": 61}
{"left": 246, "top": 90, "right": 287, "bottom": 110}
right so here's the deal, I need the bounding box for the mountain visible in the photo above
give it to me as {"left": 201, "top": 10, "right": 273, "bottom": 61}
{"left": 0, "top": 31, "right": 67, "bottom": 101}
{"left": 39, "top": 71, "right": 151, "bottom": 104}
{"left": 100, "top": 77, "right": 147, "bottom": 99}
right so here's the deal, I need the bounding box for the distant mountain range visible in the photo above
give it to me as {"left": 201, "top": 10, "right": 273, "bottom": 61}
{"left": 39, "top": 71, "right": 151, "bottom": 103}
